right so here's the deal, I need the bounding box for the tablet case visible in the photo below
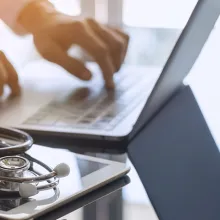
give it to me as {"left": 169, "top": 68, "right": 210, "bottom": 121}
{"left": 128, "top": 85, "right": 220, "bottom": 220}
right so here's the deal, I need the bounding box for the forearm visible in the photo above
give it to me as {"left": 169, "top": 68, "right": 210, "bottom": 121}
{"left": 0, "top": 0, "right": 35, "bottom": 34}
{"left": 17, "top": 0, "right": 57, "bottom": 34}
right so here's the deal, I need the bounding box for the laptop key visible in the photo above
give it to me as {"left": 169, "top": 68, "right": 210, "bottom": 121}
{"left": 95, "top": 117, "right": 113, "bottom": 124}
{"left": 55, "top": 117, "right": 78, "bottom": 127}
{"left": 84, "top": 112, "right": 99, "bottom": 119}
{"left": 99, "top": 116, "right": 113, "bottom": 122}
{"left": 24, "top": 119, "right": 40, "bottom": 125}
{"left": 79, "top": 118, "right": 93, "bottom": 124}
{"left": 38, "top": 115, "right": 58, "bottom": 125}
{"left": 29, "top": 113, "right": 47, "bottom": 121}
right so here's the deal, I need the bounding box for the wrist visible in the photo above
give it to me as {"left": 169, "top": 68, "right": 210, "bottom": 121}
{"left": 17, "top": 0, "right": 57, "bottom": 34}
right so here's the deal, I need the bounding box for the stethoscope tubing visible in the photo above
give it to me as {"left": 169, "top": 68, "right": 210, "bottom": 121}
{"left": 0, "top": 171, "right": 57, "bottom": 183}
{"left": 26, "top": 153, "right": 60, "bottom": 192}
{"left": 0, "top": 127, "right": 69, "bottom": 197}
{"left": 0, "top": 127, "right": 33, "bottom": 156}
{"left": 37, "top": 179, "right": 59, "bottom": 191}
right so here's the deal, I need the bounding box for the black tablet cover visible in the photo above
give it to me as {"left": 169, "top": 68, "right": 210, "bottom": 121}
{"left": 128, "top": 86, "right": 220, "bottom": 220}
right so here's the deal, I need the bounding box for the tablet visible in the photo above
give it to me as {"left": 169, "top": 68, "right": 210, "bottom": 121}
{"left": 42, "top": 176, "right": 130, "bottom": 220}
{"left": 0, "top": 145, "right": 130, "bottom": 220}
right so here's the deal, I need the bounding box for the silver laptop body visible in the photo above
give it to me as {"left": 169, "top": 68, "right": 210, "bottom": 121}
{"left": 0, "top": 0, "right": 219, "bottom": 142}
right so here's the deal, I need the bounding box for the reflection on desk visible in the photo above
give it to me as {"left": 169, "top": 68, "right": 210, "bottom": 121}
{"left": 37, "top": 176, "right": 130, "bottom": 220}
{"left": 49, "top": 152, "right": 159, "bottom": 220}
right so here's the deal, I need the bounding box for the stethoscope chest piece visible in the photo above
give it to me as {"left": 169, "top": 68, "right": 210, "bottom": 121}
{"left": 0, "top": 156, "right": 30, "bottom": 173}
{"left": 0, "top": 156, "right": 31, "bottom": 192}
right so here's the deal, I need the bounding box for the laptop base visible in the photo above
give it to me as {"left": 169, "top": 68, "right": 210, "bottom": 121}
{"left": 27, "top": 131, "right": 128, "bottom": 154}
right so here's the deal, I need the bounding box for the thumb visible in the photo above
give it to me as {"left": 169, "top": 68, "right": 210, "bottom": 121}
{"left": 0, "top": 52, "right": 20, "bottom": 96}
{"left": 0, "top": 61, "right": 7, "bottom": 96}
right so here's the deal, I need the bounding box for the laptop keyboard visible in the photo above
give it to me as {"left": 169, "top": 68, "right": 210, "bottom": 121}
{"left": 23, "top": 72, "right": 154, "bottom": 131}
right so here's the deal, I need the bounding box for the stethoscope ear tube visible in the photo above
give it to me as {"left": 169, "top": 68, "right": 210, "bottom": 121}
{"left": 0, "top": 127, "right": 33, "bottom": 156}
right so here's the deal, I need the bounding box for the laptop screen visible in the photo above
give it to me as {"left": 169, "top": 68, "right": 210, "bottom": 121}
{"left": 130, "top": 0, "right": 220, "bottom": 139}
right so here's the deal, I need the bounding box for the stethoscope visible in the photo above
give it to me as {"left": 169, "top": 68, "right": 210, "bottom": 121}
{"left": 0, "top": 127, "right": 70, "bottom": 198}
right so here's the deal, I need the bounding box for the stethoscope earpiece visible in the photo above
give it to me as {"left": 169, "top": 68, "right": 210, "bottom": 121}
{"left": 19, "top": 183, "right": 38, "bottom": 198}
{"left": 53, "top": 163, "right": 70, "bottom": 178}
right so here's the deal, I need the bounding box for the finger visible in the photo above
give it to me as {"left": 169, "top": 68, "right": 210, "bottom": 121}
{"left": 72, "top": 23, "right": 115, "bottom": 88}
{"left": 109, "top": 27, "right": 130, "bottom": 43}
{"left": 87, "top": 19, "right": 126, "bottom": 72}
{"left": 0, "top": 60, "right": 8, "bottom": 96}
{"left": 34, "top": 36, "right": 92, "bottom": 80}
{"left": 108, "top": 27, "right": 130, "bottom": 65}
{"left": 0, "top": 51, "right": 20, "bottom": 95}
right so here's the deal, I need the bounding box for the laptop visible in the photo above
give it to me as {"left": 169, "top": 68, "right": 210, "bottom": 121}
{"left": 0, "top": 0, "right": 219, "bottom": 150}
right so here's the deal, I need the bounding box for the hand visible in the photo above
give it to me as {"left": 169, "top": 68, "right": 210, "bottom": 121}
{"left": 18, "top": 1, "right": 129, "bottom": 89}
{"left": 0, "top": 51, "right": 20, "bottom": 97}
